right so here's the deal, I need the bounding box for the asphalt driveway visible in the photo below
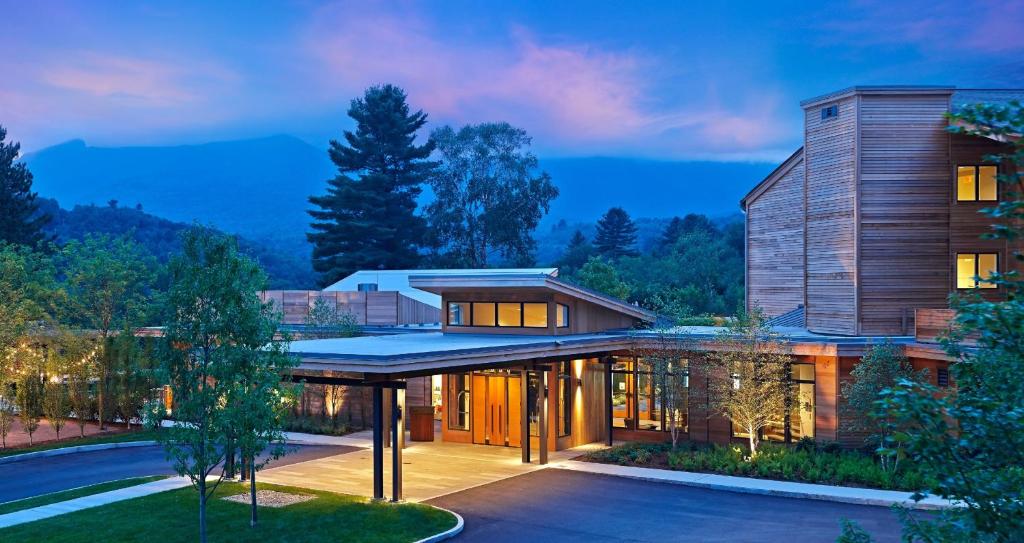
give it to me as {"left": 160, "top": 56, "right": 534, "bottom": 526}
{"left": 0, "top": 444, "right": 356, "bottom": 503}
{"left": 427, "top": 468, "right": 907, "bottom": 542}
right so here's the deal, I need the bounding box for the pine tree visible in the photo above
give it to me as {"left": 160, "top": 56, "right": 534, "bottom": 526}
{"left": 0, "top": 126, "right": 49, "bottom": 247}
{"left": 660, "top": 217, "right": 685, "bottom": 248}
{"left": 308, "top": 85, "right": 435, "bottom": 286}
{"left": 556, "top": 229, "right": 594, "bottom": 275}
{"left": 594, "top": 207, "right": 638, "bottom": 259}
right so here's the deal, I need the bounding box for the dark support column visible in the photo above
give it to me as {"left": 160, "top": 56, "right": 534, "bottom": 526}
{"left": 605, "top": 358, "right": 613, "bottom": 446}
{"left": 391, "top": 387, "right": 405, "bottom": 502}
{"left": 539, "top": 369, "right": 548, "bottom": 465}
{"left": 521, "top": 368, "right": 530, "bottom": 464}
{"left": 372, "top": 384, "right": 384, "bottom": 501}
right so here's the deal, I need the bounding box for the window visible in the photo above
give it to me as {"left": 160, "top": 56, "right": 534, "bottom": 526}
{"left": 558, "top": 362, "right": 571, "bottom": 437}
{"left": 937, "top": 368, "right": 950, "bottom": 387}
{"left": 497, "top": 303, "right": 522, "bottom": 327}
{"left": 821, "top": 104, "right": 838, "bottom": 120}
{"left": 735, "top": 362, "right": 815, "bottom": 442}
{"left": 447, "top": 302, "right": 470, "bottom": 326}
{"left": 447, "top": 374, "right": 470, "bottom": 430}
{"left": 472, "top": 302, "right": 497, "bottom": 326}
{"left": 523, "top": 303, "right": 548, "bottom": 328}
{"left": 556, "top": 304, "right": 569, "bottom": 328}
{"left": 610, "top": 356, "right": 687, "bottom": 434}
{"left": 956, "top": 253, "right": 998, "bottom": 289}
{"left": 957, "top": 165, "right": 998, "bottom": 202}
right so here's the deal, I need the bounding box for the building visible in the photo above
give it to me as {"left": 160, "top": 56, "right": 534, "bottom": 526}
{"left": 287, "top": 85, "right": 1018, "bottom": 501}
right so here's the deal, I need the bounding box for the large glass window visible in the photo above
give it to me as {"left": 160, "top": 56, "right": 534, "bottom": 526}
{"left": 558, "top": 362, "right": 571, "bottom": 437}
{"left": 497, "top": 303, "right": 522, "bottom": 327}
{"left": 957, "top": 253, "right": 998, "bottom": 289}
{"left": 957, "top": 165, "right": 998, "bottom": 202}
{"left": 611, "top": 356, "right": 687, "bottom": 434}
{"left": 448, "top": 302, "right": 470, "bottom": 326}
{"left": 735, "top": 362, "right": 815, "bottom": 442}
{"left": 447, "top": 373, "right": 470, "bottom": 431}
{"left": 472, "top": 302, "right": 497, "bottom": 326}
{"left": 523, "top": 303, "right": 548, "bottom": 328}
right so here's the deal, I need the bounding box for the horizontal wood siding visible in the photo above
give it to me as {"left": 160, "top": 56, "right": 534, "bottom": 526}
{"left": 746, "top": 156, "right": 805, "bottom": 317}
{"left": 805, "top": 96, "right": 858, "bottom": 334}
{"left": 259, "top": 290, "right": 440, "bottom": 326}
{"left": 858, "top": 94, "right": 951, "bottom": 334}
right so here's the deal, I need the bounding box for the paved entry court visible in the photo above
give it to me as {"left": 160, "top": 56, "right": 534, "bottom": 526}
{"left": 260, "top": 429, "right": 605, "bottom": 502}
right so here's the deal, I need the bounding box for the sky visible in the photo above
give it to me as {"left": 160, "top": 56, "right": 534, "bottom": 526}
{"left": 2, "top": 0, "right": 1023, "bottom": 161}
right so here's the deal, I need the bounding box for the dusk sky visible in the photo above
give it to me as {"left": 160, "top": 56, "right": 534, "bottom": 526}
{"left": 2, "top": 0, "right": 1022, "bottom": 161}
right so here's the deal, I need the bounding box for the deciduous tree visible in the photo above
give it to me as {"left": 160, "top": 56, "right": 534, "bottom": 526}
{"left": 574, "top": 256, "right": 631, "bottom": 300}
{"left": 43, "top": 380, "right": 70, "bottom": 441}
{"left": 15, "top": 345, "right": 44, "bottom": 445}
{"left": 304, "top": 297, "right": 359, "bottom": 339}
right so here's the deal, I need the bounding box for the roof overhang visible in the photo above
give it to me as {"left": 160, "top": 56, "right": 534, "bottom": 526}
{"left": 800, "top": 85, "right": 954, "bottom": 109}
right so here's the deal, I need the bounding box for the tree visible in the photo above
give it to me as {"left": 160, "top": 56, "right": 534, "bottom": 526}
{"left": 632, "top": 329, "right": 690, "bottom": 449}
{"left": 0, "top": 126, "right": 50, "bottom": 247}
{"left": 594, "top": 207, "right": 638, "bottom": 259}
{"left": 426, "top": 122, "right": 558, "bottom": 267}
{"left": 0, "top": 244, "right": 59, "bottom": 359}
{"left": 556, "top": 230, "right": 594, "bottom": 276}
{"left": 111, "top": 332, "right": 154, "bottom": 430}
{"left": 43, "top": 380, "right": 70, "bottom": 441}
{"left": 0, "top": 382, "right": 15, "bottom": 448}
{"left": 308, "top": 85, "right": 434, "bottom": 286}
{"left": 61, "top": 333, "right": 96, "bottom": 438}
{"left": 861, "top": 101, "right": 1024, "bottom": 542}
{"left": 62, "top": 234, "right": 155, "bottom": 429}
{"left": 695, "top": 308, "right": 792, "bottom": 456}
{"left": 15, "top": 345, "right": 45, "bottom": 445}
{"left": 155, "top": 227, "right": 273, "bottom": 543}
{"left": 839, "top": 341, "right": 926, "bottom": 473}
{"left": 574, "top": 256, "right": 631, "bottom": 300}
{"left": 304, "top": 297, "right": 360, "bottom": 339}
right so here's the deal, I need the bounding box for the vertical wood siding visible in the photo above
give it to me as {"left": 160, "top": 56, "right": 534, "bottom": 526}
{"left": 746, "top": 157, "right": 805, "bottom": 317}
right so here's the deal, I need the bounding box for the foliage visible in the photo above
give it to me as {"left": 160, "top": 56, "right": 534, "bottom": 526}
{"left": 308, "top": 84, "right": 435, "bottom": 285}
{"left": 693, "top": 308, "right": 793, "bottom": 455}
{"left": 587, "top": 441, "right": 931, "bottom": 491}
{"left": 554, "top": 229, "right": 594, "bottom": 276}
{"left": 303, "top": 297, "right": 359, "bottom": 339}
{"left": 839, "top": 340, "right": 926, "bottom": 474}
{"left": 110, "top": 332, "right": 156, "bottom": 430}
{"left": 594, "top": 207, "right": 638, "bottom": 259}
{"left": 0, "top": 382, "right": 14, "bottom": 448}
{"left": 0, "top": 244, "right": 60, "bottom": 354}
{"left": 574, "top": 256, "right": 631, "bottom": 300}
{"left": 59, "top": 331, "right": 97, "bottom": 438}
{"left": 0, "top": 125, "right": 50, "bottom": 248}
{"left": 43, "top": 380, "right": 71, "bottom": 441}
{"left": 426, "top": 122, "right": 558, "bottom": 267}
{"left": 154, "top": 227, "right": 275, "bottom": 543}
{"left": 283, "top": 415, "right": 352, "bottom": 437}
{"left": 15, "top": 347, "right": 45, "bottom": 445}
{"left": 631, "top": 329, "right": 690, "bottom": 448}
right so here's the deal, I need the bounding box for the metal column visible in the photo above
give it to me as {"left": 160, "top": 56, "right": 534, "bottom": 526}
{"left": 372, "top": 384, "right": 384, "bottom": 500}
{"left": 391, "top": 387, "right": 405, "bottom": 502}
{"left": 538, "top": 369, "right": 548, "bottom": 465}
{"left": 605, "top": 357, "right": 613, "bottom": 446}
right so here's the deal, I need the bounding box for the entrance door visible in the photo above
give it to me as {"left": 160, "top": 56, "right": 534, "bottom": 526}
{"left": 507, "top": 374, "right": 522, "bottom": 447}
{"left": 470, "top": 373, "right": 520, "bottom": 447}
{"left": 487, "top": 377, "right": 506, "bottom": 445}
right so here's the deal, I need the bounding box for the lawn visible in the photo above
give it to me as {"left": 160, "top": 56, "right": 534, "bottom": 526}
{"left": 0, "top": 476, "right": 168, "bottom": 515}
{"left": 0, "top": 482, "right": 458, "bottom": 543}
{"left": 584, "top": 441, "right": 933, "bottom": 491}
{"left": 0, "top": 429, "right": 160, "bottom": 458}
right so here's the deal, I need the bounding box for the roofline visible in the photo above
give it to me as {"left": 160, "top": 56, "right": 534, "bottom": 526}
{"left": 800, "top": 85, "right": 955, "bottom": 108}
{"left": 740, "top": 147, "right": 804, "bottom": 211}
{"left": 408, "top": 273, "right": 657, "bottom": 322}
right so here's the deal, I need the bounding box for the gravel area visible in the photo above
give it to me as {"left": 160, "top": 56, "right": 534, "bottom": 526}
{"left": 221, "top": 490, "right": 314, "bottom": 508}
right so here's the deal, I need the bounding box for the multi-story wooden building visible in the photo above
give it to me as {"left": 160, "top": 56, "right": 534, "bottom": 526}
{"left": 742, "top": 86, "right": 1022, "bottom": 336}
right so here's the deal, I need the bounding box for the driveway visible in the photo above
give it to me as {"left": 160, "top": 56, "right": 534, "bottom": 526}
{"left": 426, "top": 469, "right": 906, "bottom": 542}
{"left": 0, "top": 444, "right": 356, "bottom": 503}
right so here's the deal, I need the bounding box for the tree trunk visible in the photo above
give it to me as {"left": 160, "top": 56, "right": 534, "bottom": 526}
{"left": 198, "top": 479, "right": 208, "bottom": 543}
{"left": 250, "top": 462, "right": 258, "bottom": 527}
{"left": 748, "top": 429, "right": 758, "bottom": 456}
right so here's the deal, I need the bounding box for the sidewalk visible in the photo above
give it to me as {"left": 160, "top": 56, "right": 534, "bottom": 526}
{"left": 555, "top": 460, "right": 958, "bottom": 510}
{"left": 0, "top": 477, "right": 193, "bottom": 529}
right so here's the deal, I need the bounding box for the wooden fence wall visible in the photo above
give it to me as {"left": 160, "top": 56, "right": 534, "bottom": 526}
{"left": 259, "top": 290, "right": 441, "bottom": 326}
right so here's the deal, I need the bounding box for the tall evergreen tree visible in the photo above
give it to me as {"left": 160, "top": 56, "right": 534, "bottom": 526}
{"left": 594, "top": 207, "right": 638, "bottom": 259}
{"left": 0, "top": 126, "right": 49, "bottom": 247}
{"left": 307, "top": 85, "right": 434, "bottom": 286}
{"left": 556, "top": 229, "right": 594, "bottom": 275}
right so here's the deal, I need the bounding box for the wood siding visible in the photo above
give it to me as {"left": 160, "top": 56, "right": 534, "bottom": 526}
{"left": 746, "top": 156, "right": 805, "bottom": 317}
{"left": 804, "top": 96, "right": 859, "bottom": 334}
{"left": 857, "top": 93, "right": 951, "bottom": 334}
{"left": 259, "top": 290, "right": 440, "bottom": 326}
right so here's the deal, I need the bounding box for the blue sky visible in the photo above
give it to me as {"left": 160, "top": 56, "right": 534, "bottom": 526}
{"left": 2, "top": 0, "right": 1022, "bottom": 160}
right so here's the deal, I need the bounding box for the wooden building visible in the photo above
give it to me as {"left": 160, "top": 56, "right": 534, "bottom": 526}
{"left": 742, "top": 86, "right": 1022, "bottom": 336}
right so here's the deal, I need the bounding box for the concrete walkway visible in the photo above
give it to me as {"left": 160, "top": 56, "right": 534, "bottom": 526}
{"left": 0, "top": 476, "right": 192, "bottom": 529}
{"left": 556, "top": 460, "right": 957, "bottom": 510}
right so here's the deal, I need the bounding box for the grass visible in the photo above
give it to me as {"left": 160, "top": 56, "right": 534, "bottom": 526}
{"left": 0, "top": 428, "right": 161, "bottom": 458}
{"left": 585, "top": 440, "right": 933, "bottom": 491}
{"left": 0, "top": 482, "right": 458, "bottom": 543}
{"left": 0, "top": 476, "right": 168, "bottom": 515}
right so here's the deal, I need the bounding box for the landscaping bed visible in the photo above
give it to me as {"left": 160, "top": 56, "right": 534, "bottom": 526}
{"left": 581, "top": 441, "right": 932, "bottom": 491}
{"left": 0, "top": 476, "right": 168, "bottom": 515}
{"left": 0, "top": 428, "right": 160, "bottom": 458}
{"left": 0, "top": 482, "right": 458, "bottom": 543}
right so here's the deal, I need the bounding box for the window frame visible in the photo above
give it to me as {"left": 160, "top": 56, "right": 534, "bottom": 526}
{"left": 555, "top": 303, "right": 570, "bottom": 328}
{"left": 447, "top": 301, "right": 471, "bottom": 327}
{"left": 955, "top": 252, "right": 999, "bottom": 290}
{"left": 446, "top": 373, "right": 471, "bottom": 431}
{"left": 446, "top": 301, "right": 553, "bottom": 329}
{"left": 955, "top": 164, "right": 999, "bottom": 202}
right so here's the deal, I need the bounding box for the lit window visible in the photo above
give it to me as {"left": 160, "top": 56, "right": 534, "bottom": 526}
{"left": 448, "top": 302, "right": 470, "bottom": 326}
{"left": 447, "top": 374, "right": 470, "bottom": 431}
{"left": 523, "top": 303, "right": 547, "bottom": 328}
{"left": 472, "top": 302, "right": 496, "bottom": 326}
{"left": 497, "top": 303, "right": 522, "bottom": 327}
{"left": 956, "top": 165, "right": 998, "bottom": 202}
{"left": 956, "top": 253, "right": 998, "bottom": 289}
{"left": 556, "top": 304, "right": 569, "bottom": 328}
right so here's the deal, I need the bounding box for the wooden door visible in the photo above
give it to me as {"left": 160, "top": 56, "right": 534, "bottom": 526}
{"left": 471, "top": 375, "right": 487, "bottom": 444}
{"left": 507, "top": 375, "right": 522, "bottom": 447}
{"left": 487, "top": 377, "right": 506, "bottom": 445}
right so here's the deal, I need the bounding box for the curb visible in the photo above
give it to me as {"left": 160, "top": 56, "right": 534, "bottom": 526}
{"left": 554, "top": 461, "right": 957, "bottom": 511}
{"left": 413, "top": 506, "right": 464, "bottom": 543}
{"left": 0, "top": 441, "right": 159, "bottom": 465}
